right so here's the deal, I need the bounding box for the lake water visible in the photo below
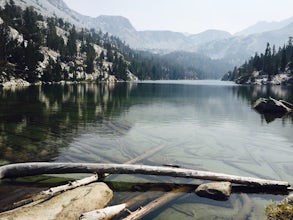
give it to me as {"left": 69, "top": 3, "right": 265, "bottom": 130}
{"left": 0, "top": 80, "right": 293, "bottom": 219}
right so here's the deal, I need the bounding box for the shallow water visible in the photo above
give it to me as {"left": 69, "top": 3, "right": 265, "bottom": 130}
{"left": 0, "top": 80, "right": 293, "bottom": 219}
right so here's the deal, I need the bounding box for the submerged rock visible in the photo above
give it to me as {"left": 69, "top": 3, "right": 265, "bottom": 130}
{"left": 253, "top": 97, "right": 293, "bottom": 123}
{"left": 253, "top": 97, "right": 292, "bottom": 114}
{"left": 0, "top": 182, "right": 113, "bottom": 220}
{"left": 195, "top": 181, "right": 232, "bottom": 201}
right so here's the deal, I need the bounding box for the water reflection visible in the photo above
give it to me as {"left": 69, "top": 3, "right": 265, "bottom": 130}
{"left": 0, "top": 81, "right": 292, "bottom": 164}
{"left": 0, "top": 83, "right": 136, "bottom": 163}
{"left": 0, "top": 81, "right": 293, "bottom": 219}
{"left": 232, "top": 85, "right": 293, "bottom": 124}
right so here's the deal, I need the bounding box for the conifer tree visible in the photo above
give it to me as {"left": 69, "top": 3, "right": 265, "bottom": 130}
{"left": 0, "top": 24, "right": 9, "bottom": 65}
{"left": 66, "top": 26, "right": 77, "bottom": 59}
{"left": 280, "top": 46, "right": 287, "bottom": 72}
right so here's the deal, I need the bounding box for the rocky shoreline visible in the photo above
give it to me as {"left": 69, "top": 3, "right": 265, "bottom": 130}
{"left": 0, "top": 74, "right": 138, "bottom": 89}
{"left": 235, "top": 72, "right": 293, "bottom": 85}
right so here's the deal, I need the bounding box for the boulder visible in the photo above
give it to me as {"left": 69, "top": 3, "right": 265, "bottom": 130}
{"left": 195, "top": 181, "right": 232, "bottom": 201}
{"left": 253, "top": 97, "right": 292, "bottom": 114}
{"left": 0, "top": 182, "right": 113, "bottom": 220}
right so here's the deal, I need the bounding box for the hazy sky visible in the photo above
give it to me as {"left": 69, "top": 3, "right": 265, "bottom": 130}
{"left": 63, "top": 0, "right": 293, "bottom": 34}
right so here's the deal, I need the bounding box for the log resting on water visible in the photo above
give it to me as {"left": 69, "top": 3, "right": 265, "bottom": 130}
{"left": 0, "top": 163, "right": 290, "bottom": 189}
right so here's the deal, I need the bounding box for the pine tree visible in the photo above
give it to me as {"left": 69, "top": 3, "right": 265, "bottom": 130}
{"left": 24, "top": 40, "right": 43, "bottom": 83}
{"left": 66, "top": 26, "right": 77, "bottom": 59}
{"left": 0, "top": 24, "right": 10, "bottom": 65}
{"left": 280, "top": 46, "right": 287, "bottom": 72}
{"left": 263, "top": 43, "right": 273, "bottom": 80}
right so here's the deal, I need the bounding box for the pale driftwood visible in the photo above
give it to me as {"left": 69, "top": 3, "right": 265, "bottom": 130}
{"left": 102, "top": 143, "right": 166, "bottom": 178}
{"left": 13, "top": 144, "right": 165, "bottom": 208}
{"left": 13, "top": 174, "right": 99, "bottom": 208}
{"left": 80, "top": 187, "right": 164, "bottom": 220}
{"left": 0, "top": 183, "right": 113, "bottom": 220}
{"left": 42, "top": 174, "right": 99, "bottom": 195}
{"left": 0, "top": 163, "right": 290, "bottom": 189}
{"left": 123, "top": 186, "right": 192, "bottom": 220}
{"left": 79, "top": 144, "right": 168, "bottom": 219}
{"left": 80, "top": 204, "right": 127, "bottom": 220}
{"left": 124, "top": 144, "right": 166, "bottom": 164}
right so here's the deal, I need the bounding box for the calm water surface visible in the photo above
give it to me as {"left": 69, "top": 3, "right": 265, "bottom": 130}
{"left": 0, "top": 80, "right": 293, "bottom": 219}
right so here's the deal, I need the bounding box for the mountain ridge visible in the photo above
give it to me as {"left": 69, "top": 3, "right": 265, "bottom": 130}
{"left": 1, "top": 0, "right": 293, "bottom": 75}
{"left": 234, "top": 16, "right": 293, "bottom": 36}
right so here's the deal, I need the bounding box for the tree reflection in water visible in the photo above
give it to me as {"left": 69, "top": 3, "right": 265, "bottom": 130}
{"left": 0, "top": 83, "right": 136, "bottom": 164}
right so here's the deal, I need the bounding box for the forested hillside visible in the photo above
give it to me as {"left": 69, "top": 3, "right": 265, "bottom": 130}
{"left": 222, "top": 38, "right": 293, "bottom": 85}
{"left": 0, "top": 0, "right": 200, "bottom": 86}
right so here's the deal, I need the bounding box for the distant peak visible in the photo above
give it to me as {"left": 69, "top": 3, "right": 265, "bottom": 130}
{"left": 96, "top": 15, "right": 131, "bottom": 22}
{"left": 48, "top": 0, "right": 69, "bottom": 9}
{"left": 235, "top": 16, "right": 293, "bottom": 36}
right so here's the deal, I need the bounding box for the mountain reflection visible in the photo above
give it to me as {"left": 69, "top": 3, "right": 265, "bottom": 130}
{"left": 0, "top": 82, "right": 292, "bottom": 164}
{"left": 0, "top": 83, "right": 136, "bottom": 163}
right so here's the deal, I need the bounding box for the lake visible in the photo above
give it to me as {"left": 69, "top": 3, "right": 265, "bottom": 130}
{"left": 0, "top": 80, "right": 293, "bottom": 219}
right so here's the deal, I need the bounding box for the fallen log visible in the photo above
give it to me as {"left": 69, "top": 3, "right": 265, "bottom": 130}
{"left": 0, "top": 183, "right": 113, "bottom": 220}
{"left": 122, "top": 186, "right": 192, "bottom": 220}
{"left": 101, "top": 143, "right": 166, "bottom": 179}
{"left": 13, "top": 174, "right": 99, "bottom": 208}
{"left": 124, "top": 144, "right": 166, "bottom": 164}
{"left": 80, "top": 185, "right": 193, "bottom": 220}
{"left": 80, "top": 189, "right": 164, "bottom": 220}
{"left": 79, "top": 144, "right": 168, "bottom": 219}
{"left": 10, "top": 144, "right": 166, "bottom": 210}
{"left": 80, "top": 204, "right": 127, "bottom": 220}
{"left": 0, "top": 163, "right": 290, "bottom": 189}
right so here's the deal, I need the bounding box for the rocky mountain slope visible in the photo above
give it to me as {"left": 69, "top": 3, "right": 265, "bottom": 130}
{"left": 1, "top": 0, "right": 293, "bottom": 79}
{"left": 198, "top": 21, "right": 293, "bottom": 64}
{"left": 234, "top": 16, "right": 293, "bottom": 36}
{"left": 0, "top": 1, "right": 140, "bottom": 87}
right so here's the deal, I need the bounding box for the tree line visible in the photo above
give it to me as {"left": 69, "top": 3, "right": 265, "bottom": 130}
{"left": 0, "top": 0, "right": 200, "bottom": 84}
{"left": 223, "top": 37, "right": 293, "bottom": 83}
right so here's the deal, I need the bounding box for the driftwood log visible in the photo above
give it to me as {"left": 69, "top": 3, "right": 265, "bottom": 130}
{"left": 9, "top": 144, "right": 166, "bottom": 210}
{"left": 80, "top": 185, "right": 193, "bottom": 220}
{"left": 124, "top": 144, "right": 166, "bottom": 164}
{"left": 0, "top": 163, "right": 290, "bottom": 189}
{"left": 0, "top": 182, "right": 113, "bottom": 220}
{"left": 13, "top": 174, "right": 99, "bottom": 208}
{"left": 123, "top": 186, "right": 192, "bottom": 220}
{"left": 80, "top": 189, "right": 164, "bottom": 220}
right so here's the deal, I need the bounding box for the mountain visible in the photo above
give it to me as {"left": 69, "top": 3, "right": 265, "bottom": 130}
{"left": 234, "top": 16, "right": 293, "bottom": 36}
{"left": 0, "top": 1, "right": 205, "bottom": 87}
{"left": 1, "top": 0, "right": 293, "bottom": 79}
{"left": 0, "top": 1, "right": 142, "bottom": 86}
{"left": 196, "top": 21, "right": 293, "bottom": 65}
{"left": 162, "top": 51, "right": 233, "bottom": 79}
{"left": 189, "top": 29, "right": 232, "bottom": 46}
{"left": 0, "top": 0, "right": 237, "bottom": 53}
{"left": 0, "top": 0, "right": 88, "bottom": 27}
{"left": 137, "top": 31, "right": 192, "bottom": 52}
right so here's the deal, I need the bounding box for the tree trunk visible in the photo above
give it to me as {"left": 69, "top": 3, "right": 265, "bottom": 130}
{"left": 0, "top": 163, "right": 289, "bottom": 189}
{"left": 124, "top": 144, "right": 166, "bottom": 164}
{"left": 80, "top": 190, "right": 162, "bottom": 220}
{"left": 13, "top": 174, "right": 99, "bottom": 208}
{"left": 122, "top": 186, "right": 192, "bottom": 220}
{"left": 10, "top": 144, "right": 166, "bottom": 209}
